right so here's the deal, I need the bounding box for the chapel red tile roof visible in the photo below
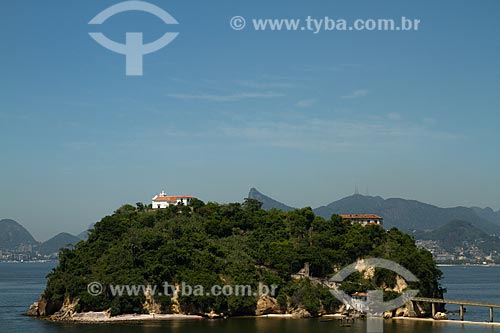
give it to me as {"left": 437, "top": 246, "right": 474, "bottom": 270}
{"left": 153, "top": 195, "right": 194, "bottom": 202}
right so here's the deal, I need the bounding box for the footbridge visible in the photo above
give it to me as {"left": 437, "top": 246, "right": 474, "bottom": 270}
{"left": 412, "top": 297, "right": 500, "bottom": 322}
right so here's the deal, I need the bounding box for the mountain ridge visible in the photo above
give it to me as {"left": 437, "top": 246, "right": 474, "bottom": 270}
{"left": 3, "top": 190, "right": 499, "bottom": 253}
{"left": 37, "top": 232, "right": 82, "bottom": 255}
{"left": 0, "top": 219, "right": 83, "bottom": 254}
{"left": 248, "top": 188, "right": 500, "bottom": 235}
{"left": 417, "top": 219, "right": 500, "bottom": 255}
{"left": 77, "top": 224, "right": 95, "bottom": 240}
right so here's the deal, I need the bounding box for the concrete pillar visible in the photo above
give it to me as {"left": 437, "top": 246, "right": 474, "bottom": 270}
{"left": 408, "top": 301, "right": 417, "bottom": 317}
{"left": 490, "top": 307, "right": 494, "bottom": 322}
{"left": 431, "top": 303, "right": 436, "bottom": 317}
{"left": 459, "top": 304, "right": 464, "bottom": 321}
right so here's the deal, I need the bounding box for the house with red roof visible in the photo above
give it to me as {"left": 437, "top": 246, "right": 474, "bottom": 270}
{"left": 152, "top": 190, "right": 195, "bottom": 209}
{"left": 340, "top": 214, "right": 383, "bottom": 226}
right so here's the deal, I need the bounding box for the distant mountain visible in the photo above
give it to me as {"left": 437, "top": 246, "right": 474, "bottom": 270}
{"left": 0, "top": 218, "right": 95, "bottom": 253}
{"left": 313, "top": 194, "right": 500, "bottom": 235}
{"left": 37, "top": 232, "right": 81, "bottom": 255}
{"left": 0, "top": 219, "right": 38, "bottom": 250}
{"left": 77, "top": 223, "right": 95, "bottom": 240}
{"left": 314, "top": 194, "right": 385, "bottom": 221}
{"left": 471, "top": 207, "right": 500, "bottom": 227}
{"left": 247, "top": 188, "right": 295, "bottom": 212}
{"left": 418, "top": 220, "right": 500, "bottom": 254}
{"left": 247, "top": 189, "right": 500, "bottom": 235}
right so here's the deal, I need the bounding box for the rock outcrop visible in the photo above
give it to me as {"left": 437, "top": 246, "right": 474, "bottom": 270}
{"left": 205, "top": 310, "right": 225, "bottom": 319}
{"left": 255, "top": 295, "right": 282, "bottom": 315}
{"left": 291, "top": 308, "right": 312, "bottom": 318}
{"left": 143, "top": 287, "right": 163, "bottom": 314}
{"left": 24, "top": 295, "right": 63, "bottom": 317}
{"left": 433, "top": 312, "right": 448, "bottom": 320}
{"left": 50, "top": 297, "right": 80, "bottom": 320}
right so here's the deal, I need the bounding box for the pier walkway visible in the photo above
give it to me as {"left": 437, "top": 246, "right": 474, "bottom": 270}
{"left": 412, "top": 297, "right": 500, "bottom": 322}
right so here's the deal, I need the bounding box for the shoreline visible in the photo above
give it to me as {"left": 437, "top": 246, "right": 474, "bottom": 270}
{"left": 42, "top": 312, "right": 306, "bottom": 322}
{"left": 45, "top": 312, "right": 500, "bottom": 325}
{"left": 45, "top": 312, "right": 204, "bottom": 322}
{"left": 0, "top": 260, "right": 58, "bottom": 264}
{"left": 437, "top": 264, "right": 498, "bottom": 267}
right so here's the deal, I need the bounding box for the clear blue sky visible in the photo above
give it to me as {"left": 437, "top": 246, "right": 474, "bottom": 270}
{"left": 1, "top": 0, "right": 499, "bottom": 241}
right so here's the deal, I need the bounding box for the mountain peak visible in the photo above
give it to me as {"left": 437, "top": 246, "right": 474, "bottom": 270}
{"left": 247, "top": 188, "right": 295, "bottom": 212}
{"left": 38, "top": 232, "right": 81, "bottom": 255}
{"left": 0, "top": 219, "right": 38, "bottom": 250}
{"left": 418, "top": 219, "right": 499, "bottom": 254}
{"left": 248, "top": 187, "right": 260, "bottom": 196}
{"left": 245, "top": 190, "right": 500, "bottom": 235}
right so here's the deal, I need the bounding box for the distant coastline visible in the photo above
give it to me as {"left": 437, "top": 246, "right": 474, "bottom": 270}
{"left": 0, "top": 260, "right": 58, "bottom": 264}
{"left": 437, "top": 263, "right": 499, "bottom": 267}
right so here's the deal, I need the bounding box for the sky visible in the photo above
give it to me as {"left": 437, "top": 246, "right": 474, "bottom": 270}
{"left": 1, "top": 0, "right": 499, "bottom": 241}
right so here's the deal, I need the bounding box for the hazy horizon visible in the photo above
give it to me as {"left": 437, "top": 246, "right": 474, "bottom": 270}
{"left": 2, "top": 189, "right": 499, "bottom": 242}
{"left": 1, "top": 0, "right": 499, "bottom": 241}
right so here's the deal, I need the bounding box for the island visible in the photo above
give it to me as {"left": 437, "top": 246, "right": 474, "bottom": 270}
{"left": 26, "top": 199, "right": 444, "bottom": 321}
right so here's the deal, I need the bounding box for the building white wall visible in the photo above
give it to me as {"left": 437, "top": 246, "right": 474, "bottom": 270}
{"left": 152, "top": 201, "right": 170, "bottom": 209}
{"left": 351, "top": 219, "right": 382, "bottom": 226}
{"left": 152, "top": 197, "right": 193, "bottom": 209}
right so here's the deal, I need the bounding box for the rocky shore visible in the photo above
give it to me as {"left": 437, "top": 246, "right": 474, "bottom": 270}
{"left": 24, "top": 293, "right": 428, "bottom": 322}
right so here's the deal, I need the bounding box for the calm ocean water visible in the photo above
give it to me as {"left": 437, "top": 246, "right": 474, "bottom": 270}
{"left": 1, "top": 262, "right": 499, "bottom": 333}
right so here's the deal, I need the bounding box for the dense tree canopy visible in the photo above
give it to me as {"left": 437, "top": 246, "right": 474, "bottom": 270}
{"left": 44, "top": 199, "right": 444, "bottom": 316}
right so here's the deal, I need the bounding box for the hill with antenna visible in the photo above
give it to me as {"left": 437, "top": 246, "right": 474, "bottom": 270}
{"left": 247, "top": 188, "right": 500, "bottom": 235}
